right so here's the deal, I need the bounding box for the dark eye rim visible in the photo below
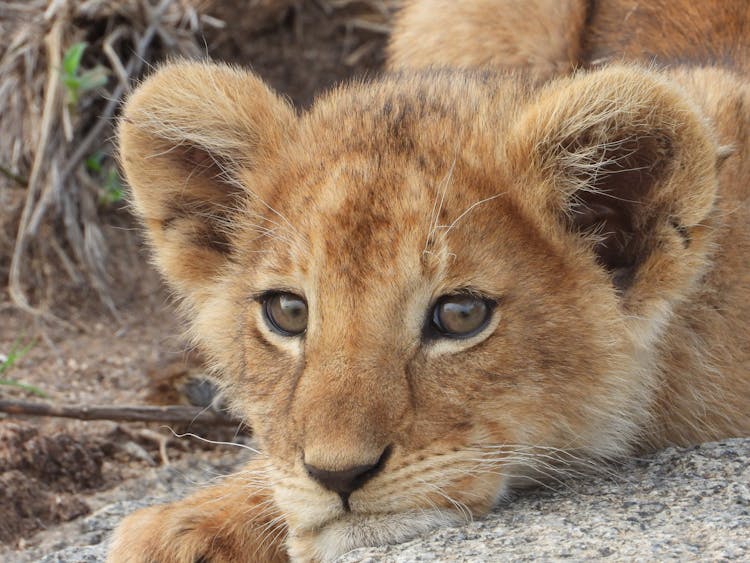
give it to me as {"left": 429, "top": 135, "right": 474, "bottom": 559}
{"left": 260, "top": 291, "right": 308, "bottom": 337}
{"left": 426, "top": 293, "right": 497, "bottom": 340}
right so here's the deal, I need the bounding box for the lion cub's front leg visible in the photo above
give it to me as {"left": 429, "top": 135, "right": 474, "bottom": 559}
{"left": 108, "top": 457, "right": 288, "bottom": 563}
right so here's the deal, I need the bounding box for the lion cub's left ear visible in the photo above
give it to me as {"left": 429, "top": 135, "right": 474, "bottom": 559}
{"left": 508, "top": 65, "right": 721, "bottom": 311}
{"left": 119, "top": 61, "right": 296, "bottom": 305}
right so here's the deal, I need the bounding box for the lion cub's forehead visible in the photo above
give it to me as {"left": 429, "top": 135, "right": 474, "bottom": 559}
{"left": 262, "top": 157, "right": 505, "bottom": 303}
{"left": 307, "top": 159, "right": 433, "bottom": 284}
{"left": 299, "top": 71, "right": 525, "bottom": 158}
{"left": 244, "top": 73, "right": 530, "bottom": 296}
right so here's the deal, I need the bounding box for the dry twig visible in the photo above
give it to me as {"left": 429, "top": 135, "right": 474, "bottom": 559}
{"left": 0, "top": 399, "right": 240, "bottom": 426}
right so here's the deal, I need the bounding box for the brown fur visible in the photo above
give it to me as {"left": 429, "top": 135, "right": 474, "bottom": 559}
{"left": 110, "top": 3, "right": 750, "bottom": 561}
{"left": 389, "top": 0, "right": 588, "bottom": 81}
{"left": 109, "top": 457, "right": 287, "bottom": 562}
{"left": 389, "top": 0, "right": 750, "bottom": 76}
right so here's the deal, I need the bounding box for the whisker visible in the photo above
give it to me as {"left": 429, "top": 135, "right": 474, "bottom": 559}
{"left": 162, "top": 427, "right": 264, "bottom": 455}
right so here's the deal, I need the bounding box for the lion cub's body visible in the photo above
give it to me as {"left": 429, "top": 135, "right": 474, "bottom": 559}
{"left": 110, "top": 1, "right": 750, "bottom": 561}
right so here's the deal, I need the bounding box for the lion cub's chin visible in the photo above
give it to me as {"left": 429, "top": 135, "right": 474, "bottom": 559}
{"left": 286, "top": 510, "right": 465, "bottom": 563}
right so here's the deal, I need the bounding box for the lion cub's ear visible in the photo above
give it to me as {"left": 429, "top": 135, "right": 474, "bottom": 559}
{"left": 509, "top": 66, "right": 720, "bottom": 303}
{"left": 119, "top": 61, "right": 296, "bottom": 304}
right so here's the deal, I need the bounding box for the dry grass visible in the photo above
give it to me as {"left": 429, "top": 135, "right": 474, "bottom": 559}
{"left": 0, "top": 0, "right": 229, "bottom": 320}
{"left": 0, "top": 0, "right": 398, "bottom": 322}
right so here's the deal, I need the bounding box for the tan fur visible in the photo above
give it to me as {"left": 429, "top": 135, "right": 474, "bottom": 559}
{"left": 109, "top": 457, "right": 287, "bottom": 562}
{"left": 389, "top": 0, "right": 588, "bottom": 80}
{"left": 111, "top": 3, "right": 750, "bottom": 561}
{"left": 389, "top": 0, "right": 750, "bottom": 76}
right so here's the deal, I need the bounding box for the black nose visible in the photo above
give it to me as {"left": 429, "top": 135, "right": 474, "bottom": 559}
{"left": 305, "top": 447, "right": 391, "bottom": 498}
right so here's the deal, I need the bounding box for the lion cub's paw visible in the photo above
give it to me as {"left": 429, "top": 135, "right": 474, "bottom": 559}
{"left": 108, "top": 503, "right": 221, "bottom": 563}
{"left": 108, "top": 469, "right": 288, "bottom": 563}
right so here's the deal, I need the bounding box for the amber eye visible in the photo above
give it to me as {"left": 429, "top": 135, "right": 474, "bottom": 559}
{"left": 430, "top": 294, "right": 492, "bottom": 338}
{"left": 263, "top": 292, "right": 308, "bottom": 336}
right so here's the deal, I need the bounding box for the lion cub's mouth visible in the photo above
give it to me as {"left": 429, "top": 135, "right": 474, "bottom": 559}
{"left": 288, "top": 509, "right": 466, "bottom": 562}
{"left": 278, "top": 448, "right": 506, "bottom": 531}
{"left": 275, "top": 445, "right": 511, "bottom": 560}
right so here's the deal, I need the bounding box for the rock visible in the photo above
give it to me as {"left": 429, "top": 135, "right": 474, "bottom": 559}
{"left": 340, "top": 439, "right": 750, "bottom": 562}
{"left": 14, "top": 439, "right": 750, "bottom": 561}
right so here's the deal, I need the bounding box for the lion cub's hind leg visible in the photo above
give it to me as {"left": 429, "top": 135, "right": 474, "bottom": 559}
{"left": 107, "top": 457, "right": 288, "bottom": 563}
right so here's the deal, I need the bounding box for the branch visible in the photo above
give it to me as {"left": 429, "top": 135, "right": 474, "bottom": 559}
{"left": 0, "top": 399, "right": 241, "bottom": 427}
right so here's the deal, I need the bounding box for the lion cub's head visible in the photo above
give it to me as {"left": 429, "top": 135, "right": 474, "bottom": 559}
{"left": 120, "top": 62, "right": 720, "bottom": 558}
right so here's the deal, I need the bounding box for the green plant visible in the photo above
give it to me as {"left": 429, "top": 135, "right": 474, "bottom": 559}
{"left": 85, "top": 150, "right": 105, "bottom": 174}
{"left": 0, "top": 338, "right": 46, "bottom": 398}
{"left": 61, "top": 42, "right": 108, "bottom": 106}
{"left": 101, "top": 167, "right": 124, "bottom": 204}
{"left": 86, "top": 150, "right": 124, "bottom": 204}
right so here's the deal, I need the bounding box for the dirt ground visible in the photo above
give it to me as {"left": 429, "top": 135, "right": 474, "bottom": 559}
{"left": 0, "top": 1, "right": 392, "bottom": 553}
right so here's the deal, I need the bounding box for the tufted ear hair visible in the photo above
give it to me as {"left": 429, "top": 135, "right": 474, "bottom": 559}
{"left": 118, "top": 61, "right": 296, "bottom": 305}
{"left": 508, "top": 66, "right": 721, "bottom": 306}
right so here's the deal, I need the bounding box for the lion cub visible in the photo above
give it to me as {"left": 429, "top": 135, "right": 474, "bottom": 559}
{"left": 110, "top": 2, "right": 750, "bottom": 561}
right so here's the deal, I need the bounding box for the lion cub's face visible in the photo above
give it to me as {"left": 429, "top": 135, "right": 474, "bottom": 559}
{"left": 120, "top": 63, "right": 719, "bottom": 557}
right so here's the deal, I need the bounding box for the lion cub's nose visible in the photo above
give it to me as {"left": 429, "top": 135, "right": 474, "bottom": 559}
{"left": 304, "top": 447, "right": 390, "bottom": 498}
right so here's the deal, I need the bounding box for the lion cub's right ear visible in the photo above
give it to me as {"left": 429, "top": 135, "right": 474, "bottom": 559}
{"left": 119, "top": 61, "right": 296, "bottom": 305}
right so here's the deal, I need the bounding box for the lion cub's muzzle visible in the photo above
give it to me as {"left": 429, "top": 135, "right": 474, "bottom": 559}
{"left": 304, "top": 446, "right": 392, "bottom": 510}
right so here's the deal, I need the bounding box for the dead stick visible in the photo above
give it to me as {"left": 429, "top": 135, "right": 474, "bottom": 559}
{"left": 8, "top": 20, "right": 64, "bottom": 318}
{"left": 0, "top": 399, "right": 240, "bottom": 426}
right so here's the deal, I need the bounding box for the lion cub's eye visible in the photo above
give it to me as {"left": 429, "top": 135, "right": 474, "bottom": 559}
{"left": 430, "top": 295, "right": 492, "bottom": 339}
{"left": 263, "top": 292, "right": 308, "bottom": 336}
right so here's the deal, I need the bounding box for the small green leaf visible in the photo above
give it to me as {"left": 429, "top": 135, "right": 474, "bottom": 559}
{"left": 62, "top": 74, "right": 82, "bottom": 105}
{"left": 62, "top": 42, "right": 87, "bottom": 77}
{"left": 0, "top": 338, "right": 45, "bottom": 397}
{"left": 60, "top": 43, "right": 108, "bottom": 107}
{"left": 62, "top": 74, "right": 80, "bottom": 89}
{"left": 0, "top": 378, "right": 48, "bottom": 398}
{"left": 77, "top": 66, "right": 109, "bottom": 92}
{"left": 101, "top": 167, "right": 124, "bottom": 204}
{"left": 86, "top": 151, "right": 104, "bottom": 173}
{"left": 0, "top": 337, "right": 36, "bottom": 375}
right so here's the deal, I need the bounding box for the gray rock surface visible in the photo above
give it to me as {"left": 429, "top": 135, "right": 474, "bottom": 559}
{"left": 8, "top": 439, "right": 750, "bottom": 562}
{"left": 341, "top": 439, "right": 750, "bottom": 562}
